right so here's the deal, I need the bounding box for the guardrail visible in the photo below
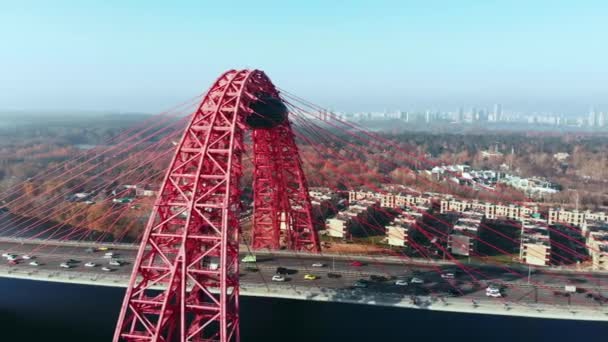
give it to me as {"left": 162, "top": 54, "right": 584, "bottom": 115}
{"left": 1, "top": 265, "right": 606, "bottom": 321}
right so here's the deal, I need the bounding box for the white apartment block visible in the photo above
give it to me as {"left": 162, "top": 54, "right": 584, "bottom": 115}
{"left": 440, "top": 199, "right": 538, "bottom": 221}
{"left": 385, "top": 215, "right": 416, "bottom": 247}
{"left": 448, "top": 215, "right": 480, "bottom": 256}
{"left": 324, "top": 199, "right": 377, "bottom": 239}
{"left": 519, "top": 219, "right": 551, "bottom": 266}
{"left": 548, "top": 208, "right": 608, "bottom": 229}
{"left": 585, "top": 221, "right": 608, "bottom": 271}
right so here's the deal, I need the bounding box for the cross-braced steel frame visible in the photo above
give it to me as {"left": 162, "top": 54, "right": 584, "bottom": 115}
{"left": 113, "top": 69, "right": 319, "bottom": 342}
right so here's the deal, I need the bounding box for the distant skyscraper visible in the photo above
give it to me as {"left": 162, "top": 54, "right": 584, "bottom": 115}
{"left": 493, "top": 104, "right": 503, "bottom": 121}
{"left": 588, "top": 107, "right": 596, "bottom": 127}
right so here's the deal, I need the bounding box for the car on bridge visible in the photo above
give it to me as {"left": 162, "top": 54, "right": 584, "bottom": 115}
{"left": 486, "top": 284, "right": 502, "bottom": 298}
{"left": 109, "top": 260, "right": 123, "bottom": 266}
{"left": 395, "top": 278, "right": 408, "bottom": 286}
{"left": 59, "top": 262, "right": 72, "bottom": 269}
{"left": 304, "top": 274, "right": 318, "bottom": 280}
{"left": 271, "top": 274, "right": 286, "bottom": 282}
{"left": 22, "top": 255, "right": 34, "bottom": 260}
{"left": 410, "top": 277, "right": 424, "bottom": 284}
{"left": 370, "top": 275, "right": 388, "bottom": 282}
{"left": 350, "top": 261, "right": 364, "bottom": 267}
{"left": 441, "top": 272, "right": 455, "bottom": 279}
{"left": 84, "top": 262, "right": 97, "bottom": 267}
{"left": 101, "top": 267, "right": 113, "bottom": 272}
{"left": 241, "top": 255, "right": 256, "bottom": 263}
{"left": 28, "top": 261, "right": 40, "bottom": 267}
{"left": 327, "top": 272, "right": 341, "bottom": 279}
{"left": 311, "top": 262, "right": 325, "bottom": 267}
{"left": 354, "top": 279, "right": 369, "bottom": 288}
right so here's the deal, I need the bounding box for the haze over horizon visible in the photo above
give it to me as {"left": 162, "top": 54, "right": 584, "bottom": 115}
{"left": 1, "top": 1, "right": 607, "bottom": 114}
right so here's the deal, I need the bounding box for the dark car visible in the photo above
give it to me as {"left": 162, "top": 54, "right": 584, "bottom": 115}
{"left": 447, "top": 288, "right": 460, "bottom": 297}
{"left": 369, "top": 275, "right": 388, "bottom": 282}
{"left": 276, "top": 267, "right": 288, "bottom": 275}
{"left": 327, "top": 272, "right": 342, "bottom": 279}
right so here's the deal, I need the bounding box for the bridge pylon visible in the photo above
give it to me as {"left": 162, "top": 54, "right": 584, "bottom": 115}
{"left": 113, "top": 69, "right": 319, "bottom": 342}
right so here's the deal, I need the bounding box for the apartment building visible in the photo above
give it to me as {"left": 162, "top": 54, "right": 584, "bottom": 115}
{"left": 447, "top": 213, "right": 481, "bottom": 256}
{"left": 520, "top": 219, "right": 551, "bottom": 266}
{"left": 585, "top": 221, "right": 608, "bottom": 271}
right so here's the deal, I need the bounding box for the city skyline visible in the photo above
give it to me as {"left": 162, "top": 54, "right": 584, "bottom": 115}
{"left": 1, "top": 1, "right": 607, "bottom": 113}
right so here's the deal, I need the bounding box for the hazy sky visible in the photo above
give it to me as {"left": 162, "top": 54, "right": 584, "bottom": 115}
{"left": 1, "top": 0, "right": 607, "bottom": 114}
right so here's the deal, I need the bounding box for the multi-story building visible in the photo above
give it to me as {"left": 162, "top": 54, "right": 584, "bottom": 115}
{"left": 380, "top": 193, "right": 431, "bottom": 209}
{"left": 520, "top": 219, "right": 551, "bottom": 266}
{"left": 440, "top": 199, "right": 538, "bottom": 221}
{"left": 385, "top": 214, "right": 417, "bottom": 247}
{"left": 325, "top": 199, "right": 378, "bottom": 239}
{"left": 585, "top": 221, "right": 608, "bottom": 271}
{"left": 548, "top": 208, "right": 608, "bottom": 228}
{"left": 447, "top": 212, "right": 481, "bottom": 256}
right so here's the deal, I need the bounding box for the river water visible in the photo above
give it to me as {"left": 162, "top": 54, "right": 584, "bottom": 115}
{"left": 1, "top": 278, "right": 607, "bottom": 341}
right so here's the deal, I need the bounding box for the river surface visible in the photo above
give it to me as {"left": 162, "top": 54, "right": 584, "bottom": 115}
{"left": 1, "top": 277, "right": 607, "bottom": 341}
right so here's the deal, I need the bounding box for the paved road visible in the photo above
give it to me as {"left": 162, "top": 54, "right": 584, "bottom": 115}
{"left": 1, "top": 241, "right": 608, "bottom": 312}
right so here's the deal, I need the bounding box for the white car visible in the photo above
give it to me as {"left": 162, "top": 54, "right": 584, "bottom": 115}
{"left": 101, "top": 267, "right": 112, "bottom": 272}
{"left": 441, "top": 273, "right": 455, "bottom": 279}
{"left": 84, "top": 262, "right": 97, "bottom": 267}
{"left": 29, "top": 261, "right": 40, "bottom": 266}
{"left": 22, "top": 255, "right": 34, "bottom": 260}
{"left": 60, "top": 262, "right": 71, "bottom": 268}
{"left": 395, "top": 279, "right": 408, "bottom": 286}
{"left": 6, "top": 255, "right": 18, "bottom": 261}
{"left": 311, "top": 263, "right": 325, "bottom": 267}
{"left": 410, "top": 277, "right": 424, "bottom": 284}
{"left": 109, "top": 260, "right": 122, "bottom": 266}
{"left": 272, "top": 274, "right": 286, "bottom": 282}
{"left": 1, "top": 253, "right": 10, "bottom": 258}
{"left": 486, "top": 286, "right": 502, "bottom": 298}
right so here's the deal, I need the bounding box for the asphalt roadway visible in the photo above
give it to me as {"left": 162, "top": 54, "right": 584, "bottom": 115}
{"left": 1, "top": 241, "right": 608, "bottom": 311}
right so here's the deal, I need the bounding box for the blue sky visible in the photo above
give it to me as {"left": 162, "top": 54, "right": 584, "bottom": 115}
{"left": 0, "top": 0, "right": 606, "bottom": 114}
